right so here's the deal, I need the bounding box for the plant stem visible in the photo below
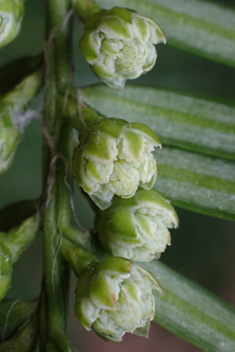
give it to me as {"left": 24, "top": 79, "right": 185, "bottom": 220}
{"left": 42, "top": 0, "right": 75, "bottom": 351}
{"left": 56, "top": 121, "right": 92, "bottom": 251}
{"left": 43, "top": 183, "right": 73, "bottom": 351}
{"left": 56, "top": 122, "right": 74, "bottom": 321}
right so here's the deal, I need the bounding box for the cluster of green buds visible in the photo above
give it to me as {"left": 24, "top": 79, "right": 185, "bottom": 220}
{"left": 0, "top": 70, "right": 43, "bottom": 175}
{"left": 66, "top": 2, "right": 174, "bottom": 344}
{"left": 0, "top": 0, "right": 24, "bottom": 48}
{"left": 75, "top": 257, "right": 161, "bottom": 342}
{"left": 96, "top": 189, "right": 178, "bottom": 261}
{"left": 0, "top": 215, "right": 39, "bottom": 301}
{"left": 0, "top": 0, "right": 178, "bottom": 349}
{"left": 79, "top": 7, "right": 166, "bottom": 89}
{"left": 72, "top": 108, "right": 161, "bottom": 209}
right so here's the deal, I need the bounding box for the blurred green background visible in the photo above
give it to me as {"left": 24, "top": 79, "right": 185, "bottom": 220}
{"left": 0, "top": 0, "right": 235, "bottom": 351}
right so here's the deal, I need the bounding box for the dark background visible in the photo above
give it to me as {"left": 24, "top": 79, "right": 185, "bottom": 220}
{"left": 1, "top": 0, "right": 235, "bottom": 351}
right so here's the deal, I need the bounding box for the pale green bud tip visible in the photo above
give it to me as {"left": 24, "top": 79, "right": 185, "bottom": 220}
{"left": 96, "top": 189, "right": 179, "bottom": 261}
{"left": 73, "top": 113, "right": 161, "bottom": 209}
{"left": 80, "top": 7, "right": 166, "bottom": 89}
{"left": 0, "top": 0, "right": 24, "bottom": 48}
{"left": 0, "top": 115, "right": 20, "bottom": 175}
{"left": 75, "top": 257, "right": 161, "bottom": 342}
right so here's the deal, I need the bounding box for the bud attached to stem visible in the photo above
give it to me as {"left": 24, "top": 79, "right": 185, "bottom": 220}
{"left": 96, "top": 189, "right": 178, "bottom": 261}
{"left": 0, "top": 115, "right": 20, "bottom": 175}
{"left": 75, "top": 256, "right": 161, "bottom": 342}
{"left": 72, "top": 108, "right": 161, "bottom": 209}
{"left": 0, "top": 70, "right": 43, "bottom": 175}
{"left": 0, "top": 215, "right": 39, "bottom": 301}
{"left": 79, "top": 7, "right": 166, "bottom": 89}
{"left": 0, "top": 0, "right": 24, "bottom": 48}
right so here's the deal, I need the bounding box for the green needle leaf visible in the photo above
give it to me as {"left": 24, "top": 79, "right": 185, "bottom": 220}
{"left": 81, "top": 85, "right": 235, "bottom": 162}
{"left": 141, "top": 260, "right": 235, "bottom": 352}
{"left": 96, "top": 0, "right": 235, "bottom": 67}
{"left": 81, "top": 85, "right": 235, "bottom": 220}
{"left": 154, "top": 147, "right": 235, "bottom": 221}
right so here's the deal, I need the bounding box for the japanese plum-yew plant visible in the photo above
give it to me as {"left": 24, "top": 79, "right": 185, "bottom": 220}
{"left": 0, "top": 0, "right": 235, "bottom": 351}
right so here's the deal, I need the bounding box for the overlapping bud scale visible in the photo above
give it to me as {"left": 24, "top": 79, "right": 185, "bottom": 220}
{"left": 96, "top": 189, "right": 178, "bottom": 261}
{"left": 0, "top": 0, "right": 24, "bottom": 48}
{"left": 75, "top": 257, "right": 161, "bottom": 342}
{"left": 80, "top": 7, "right": 166, "bottom": 88}
{"left": 73, "top": 113, "right": 161, "bottom": 209}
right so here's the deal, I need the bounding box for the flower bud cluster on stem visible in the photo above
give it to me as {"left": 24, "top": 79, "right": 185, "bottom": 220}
{"left": 64, "top": 1, "right": 178, "bottom": 343}
{"left": 0, "top": 0, "right": 176, "bottom": 348}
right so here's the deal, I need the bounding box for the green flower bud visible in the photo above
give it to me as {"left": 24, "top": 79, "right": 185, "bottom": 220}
{"left": 73, "top": 109, "right": 161, "bottom": 209}
{"left": 0, "top": 0, "right": 24, "bottom": 48}
{"left": 0, "top": 70, "right": 43, "bottom": 175}
{"left": 96, "top": 189, "right": 178, "bottom": 261}
{"left": 0, "top": 215, "right": 39, "bottom": 301}
{"left": 80, "top": 7, "right": 166, "bottom": 89}
{"left": 75, "top": 257, "right": 161, "bottom": 342}
{"left": 0, "top": 115, "right": 20, "bottom": 175}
